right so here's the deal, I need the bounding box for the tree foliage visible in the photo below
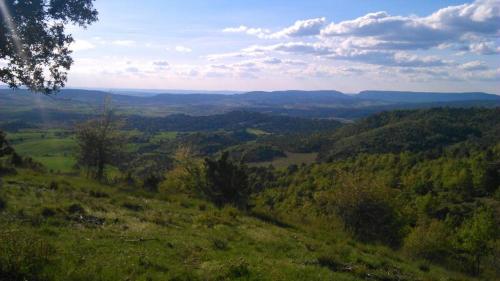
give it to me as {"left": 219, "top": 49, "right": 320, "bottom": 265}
{"left": 0, "top": 131, "right": 13, "bottom": 157}
{"left": 456, "top": 207, "right": 498, "bottom": 276}
{"left": 403, "top": 220, "right": 452, "bottom": 262}
{"left": 202, "top": 152, "right": 249, "bottom": 209}
{"left": 160, "top": 146, "right": 205, "bottom": 195}
{"left": 332, "top": 182, "right": 403, "bottom": 246}
{"left": 0, "top": 0, "right": 98, "bottom": 94}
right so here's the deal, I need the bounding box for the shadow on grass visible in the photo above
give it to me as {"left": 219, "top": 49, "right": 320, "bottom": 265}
{"left": 249, "top": 210, "right": 295, "bottom": 229}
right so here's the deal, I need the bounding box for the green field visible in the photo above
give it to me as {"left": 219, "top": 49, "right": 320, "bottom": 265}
{"left": 7, "top": 130, "right": 77, "bottom": 173}
{"left": 246, "top": 128, "right": 270, "bottom": 136}
{"left": 150, "top": 131, "right": 178, "bottom": 144}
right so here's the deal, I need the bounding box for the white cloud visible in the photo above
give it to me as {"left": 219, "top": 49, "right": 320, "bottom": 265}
{"left": 243, "top": 42, "right": 332, "bottom": 56}
{"left": 320, "top": 0, "right": 500, "bottom": 51}
{"left": 68, "top": 0, "right": 499, "bottom": 91}
{"left": 223, "top": 25, "right": 249, "bottom": 33}
{"left": 230, "top": 41, "right": 452, "bottom": 68}
{"left": 272, "top": 17, "right": 326, "bottom": 38}
{"left": 223, "top": 25, "right": 272, "bottom": 39}
{"left": 71, "top": 40, "right": 95, "bottom": 51}
{"left": 261, "top": 57, "right": 282, "bottom": 64}
{"left": 459, "top": 61, "right": 489, "bottom": 70}
{"left": 327, "top": 50, "right": 451, "bottom": 67}
{"left": 468, "top": 41, "right": 500, "bottom": 55}
{"left": 175, "top": 45, "right": 192, "bottom": 53}
{"left": 223, "top": 17, "right": 326, "bottom": 39}
{"left": 112, "top": 40, "right": 136, "bottom": 47}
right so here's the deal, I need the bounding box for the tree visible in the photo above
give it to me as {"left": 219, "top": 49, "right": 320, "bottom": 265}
{"left": 456, "top": 207, "right": 497, "bottom": 276}
{"left": 203, "top": 152, "right": 249, "bottom": 209}
{"left": 0, "top": 131, "right": 13, "bottom": 157}
{"left": 160, "top": 146, "right": 205, "bottom": 195}
{"left": 403, "top": 220, "right": 452, "bottom": 263}
{"left": 0, "top": 0, "right": 98, "bottom": 94}
{"left": 332, "top": 182, "right": 403, "bottom": 246}
{"left": 75, "top": 103, "right": 124, "bottom": 181}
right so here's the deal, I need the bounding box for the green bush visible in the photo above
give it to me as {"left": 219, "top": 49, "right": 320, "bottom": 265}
{"left": 143, "top": 174, "right": 162, "bottom": 192}
{"left": 317, "top": 254, "right": 345, "bottom": 271}
{"left": 455, "top": 207, "right": 498, "bottom": 276}
{"left": 333, "top": 184, "right": 403, "bottom": 246}
{"left": 10, "top": 152, "right": 23, "bottom": 167}
{"left": 48, "top": 181, "right": 58, "bottom": 190}
{"left": 403, "top": 220, "right": 452, "bottom": 262}
{"left": 159, "top": 147, "right": 205, "bottom": 195}
{"left": 41, "top": 207, "right": 57, "bottom": 218}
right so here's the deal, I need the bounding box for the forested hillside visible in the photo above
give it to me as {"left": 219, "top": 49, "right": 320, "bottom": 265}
{"left": 251, "top": 108, "right": 500, "bottom": 278}
{"left": 125, "top": 111, "right": 342, "bottom": 134}
{"left": 320, "top": 108, "right": 500, "bottom": 160}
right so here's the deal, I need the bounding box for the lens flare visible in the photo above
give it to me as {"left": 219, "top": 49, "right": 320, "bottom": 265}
{"left": 1, "top": 0, "right": 49, "bottom": 125}
{"left": 0, "top": 0, "right": 25, "bottom": 60}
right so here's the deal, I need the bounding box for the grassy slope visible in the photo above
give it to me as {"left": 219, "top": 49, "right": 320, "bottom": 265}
{"left": 0, "top": 170, "right": 472, "bottom": 281}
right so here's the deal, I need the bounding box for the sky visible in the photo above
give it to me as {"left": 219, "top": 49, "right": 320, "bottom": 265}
{"left": 67, "top": 0, "right": 500, "bottom": 93}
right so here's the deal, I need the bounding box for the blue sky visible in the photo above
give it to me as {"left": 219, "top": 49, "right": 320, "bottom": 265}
{"left": 68, "top": 0, "right": 500, "bottom": 93}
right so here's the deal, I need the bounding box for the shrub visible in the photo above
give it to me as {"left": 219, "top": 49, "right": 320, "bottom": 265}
{"left": 206, "top": 258, "right": 250, "bottom": 280}
{"left": 159, "top": 148, "right": 205, "bottom": 196}
{"left": 48, "top": 181, "right": 58, "bottom": 190}
{"left": 317, "top": 254, "right": 345, "bottom": 271}
{"left": 41, "top": 207, "right": 57, "bottom": 218}
{"left": 212, "top": 238, "right": 228, "bottom": 250}
{"left": 226, "top": 258, "right": 250, "bottom": 278}
{"left": 198, "top": 203, "right": 207, "bottom": 211}
{"left": 143, "top": 174, "right": 162, "bottom": 192}
{"left": 403, "top": 220, "right": 452, "bottom": 262}
{"left": 455, "top": 207, "right": 498, "bottom": 276}
{"left": 418, "top": 262, "right": 430, "bottom": 272}
{"left": 10, "top": 152, "right": 23, "bottom": 167}
{"left": 333, "top": 183, "right": 403, "bottom": 246}
{"left": 67, "top": 203, "right": 85, "bottom": 214}
{"left": 89, "top": 190, "right": 109, "bottom": 198}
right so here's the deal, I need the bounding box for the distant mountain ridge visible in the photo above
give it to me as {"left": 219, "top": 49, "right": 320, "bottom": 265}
{"left": 63, "top": 88, "right": 500, "bottom": 104}
{"left": 358, "top": 90, "right": 499, "bottom": 103}
{"left": 1, "top": 88, "right": 499, "bottom": 119}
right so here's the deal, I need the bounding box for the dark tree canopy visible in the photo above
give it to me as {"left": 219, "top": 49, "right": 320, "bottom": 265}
{"left": 203, "top": 153, "right": 250, "bottom": 209}
{"left": 0, "top": 0, "right": 98, "bottom": 94}
{"left": 0, "top": 130, "right": 13, "bottom": 157}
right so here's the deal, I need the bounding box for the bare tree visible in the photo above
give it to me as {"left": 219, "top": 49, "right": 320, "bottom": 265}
{"left": 75, "top": 100, "right": 124, "bottom": 181}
